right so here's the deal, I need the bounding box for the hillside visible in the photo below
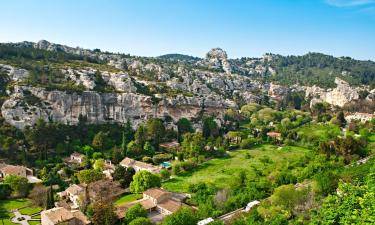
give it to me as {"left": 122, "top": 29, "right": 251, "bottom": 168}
{"left": 0, "top": 40, "right": 374, "bottom": 130}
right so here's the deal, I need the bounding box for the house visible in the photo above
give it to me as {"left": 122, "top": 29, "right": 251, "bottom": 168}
{"left": 159, "top": 141, "right": 180, "bottom": 152}
{"left": 116, "top": 188, "right": 189, "bottom": 221}
{"left": 70, "top": 152, "right": 85, "bottom": 164}
{"left": 102, "top": 160, "right": 115, "bottom": 180}
{"left": 120, "top": 157, "right": 161, "bottom": 174}
{"left": 266, "top": 131, "right": 281, "bottom": 140}
{"left": 57, "top": 184, "right": 86, "bottom": 209}
{"left": 41, "top": 207, "right": 90, "bottom": 225}
{"left": 345, "top": 112, "right": 374, "bottom": 123}
{"left": 0, "top": 163, "right": 41, "bottom": 183}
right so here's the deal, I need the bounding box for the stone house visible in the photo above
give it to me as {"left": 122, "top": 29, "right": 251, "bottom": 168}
{"left": 57, "top": 184, "right": 86, "bottom": 209}
{"left": 70, "top": 152, "right": 85, "bottom": 164}
{"left": 0, "top": 163, "right": 41, "bottom": 183}
{"left": 120, "top": 157, "right": 161, "bottom": 174}
{"left": 41, "top": 207, "right": 90, "bottom": 225}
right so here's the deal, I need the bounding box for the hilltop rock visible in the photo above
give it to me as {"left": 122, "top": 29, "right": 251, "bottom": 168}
{"left": 198, "top": 48, "right": 232, "bottom": 74}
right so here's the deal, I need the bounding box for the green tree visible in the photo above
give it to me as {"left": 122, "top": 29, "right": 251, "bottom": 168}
{"left": 177, "top": 118, "right": 194, "bottom": 141}
{"left": 134, "top": 125, "right": 147, "bottom": 148}
{"left": 143, "top": 141, "right": 155, "bottom": 156}
{"left": 3, "top": 175, "right": 30, "bottom": 197}
{"left": 112, "top": 146, "right": 123, "bottom": 164}
{"left": 0, "top": 184, "right": 11, "bottom": 200}
{"left": 162, "top": 207, "right": 198, "bottom": 225}
{"left": 124, "top": 203, "right": 147, "bottom": 224}
{"left": 76, "top": 169, "right": 104, "bottom": 184}
{"left": 130, "top": 171, "right": 161, "bottom": 193}
{"left": 92, "top": 131, "right": 107, "bottom": 152}
{"left": 128, "top": 217, "right": 152, "bottom": 225}
{"left": 91, "top": 201, "right": 118, "bottom": 225}
{"left": 202, "top": 117, "right": 219, "bottom": 138}
{"left": 45, "top": 186, "right": 54, "bottom": 209}
{"left": 147, "top": 118, "right": 165, "bottom": 150}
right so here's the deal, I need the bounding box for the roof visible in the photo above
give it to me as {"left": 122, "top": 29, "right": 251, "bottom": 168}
{"left": 71, "top": 152, "right": 85, "bottom": 158}
{"left": 159, "top": 141, "right": 180, "bottom": 149}
{"left": 157, "top": 199, "right": 183, "bottom": 213}
{"left": 266, "top": 131, "right": 281, "bottom": 137}
{"left": 120, "top": 157, "right": 161, "bottom": 172}
{"left": 144, "top": 188, "right": 170, "bottom": 200}
{"left": 41, "top": 207, "right": 90, "bottom": 224}
{"left": 0, "top": 165, "right": 26, "bottom": 176}
{"left": 65, "top": 184, "right": 85, "bottom": 195}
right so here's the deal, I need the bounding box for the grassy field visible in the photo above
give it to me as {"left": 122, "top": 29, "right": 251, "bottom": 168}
{"left": 297, "top": 123, "right": 341, "bottom": 142}
{"left": 162, "top": 144, "right": 310, "bottom": 192}
{"left": 0, "top": 199, "right": 41, "bottom": 225}
{"left": 114, "top": 194, "right": 142, "bottom": 207}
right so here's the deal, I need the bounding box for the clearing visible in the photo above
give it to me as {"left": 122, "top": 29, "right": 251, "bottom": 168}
{"left": 162, "top": 144, "right": 310, "bottom": 192}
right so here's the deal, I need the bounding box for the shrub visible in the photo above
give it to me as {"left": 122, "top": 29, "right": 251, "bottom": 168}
{"left": 240, "top": 137, "right": 258, "bottom": 149}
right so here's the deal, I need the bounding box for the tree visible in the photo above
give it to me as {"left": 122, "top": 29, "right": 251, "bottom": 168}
{"left": 130, "top": 171, "right": 161, "bottom": 193}
{"left": 202, "top": 117, "right": 219, "bottom": 138}
{"left": 3, "top": 175, "right": 30, "bottom": 197}
{"left": 126, "top": 141, "right": 142, "bottom": 158}
{"left": 181, "top": 132, "right": 205, "bottom": 158}
{"left": 76, "top": 169, "right": 104, "bottom": 184}
{"left": 147, "top": 118, "right": 165, "bottom": 150}
{"left": 91, "top": 201, "right": 118, "bottom": 225}
{"left": 45, "top": 186, "right": 54, "bottom": 209}
{"left": 28, "top": 184, "right": 48, "bottom": 207}
{"left": 112, "top": 146, "right": 123, "bottom": 164}
{"left": 177, "top": 118, "right": 194, "bottom": 141}
{"left": 143, "top": 141, "right": 155, "bottom": 156}
{"left": 134, "top": 125, "right": 147, "bottom": 148}
{"left": 124, "top": 203, "right": 147, "bottom": 224}
{"left": 336, "top": 111, "right": 347, "bottom": 128}
{"left": 92, "top": 131, "right": 107, "bottom": 152}
{"left": 93, "top": 159, "right": 105, "bottom": 171}
{"left": 162, "top": 207, "right": 198, "bottom": 225}
{"left": 0, "top": 184, "right": 11, "bottom": 200}
{"left": 113, "top": 166, "right": 135, "bottom": 188}
{"left": 122, "top": 120, "right": 135, "bottom": 155}
{"left": 128, "top": 217, "right": 152, "bottom": 225}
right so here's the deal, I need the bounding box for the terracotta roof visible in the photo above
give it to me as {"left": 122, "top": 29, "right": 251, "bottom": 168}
{"left": 157, "top": 199, "right": 183, "bottom": 213}
{"left": 120, "top": 157, "right": 161, "bottom": 172}
{"left": 65, "top": 184, "right": 85, "bottom": 195}
{"left": 144, "top": 188, "right": 170, "bottom": 200}
{"left": 42, "top": 207, "right": 90, "bottom": 224}
{"left": 267, "top": 131, "right": 281, "bottom": 138}
{"left": 139, "top": 199, "right": 157, "bottom": 210}
{"left": 0, "top": 165, "right": 26, "bottom": 176}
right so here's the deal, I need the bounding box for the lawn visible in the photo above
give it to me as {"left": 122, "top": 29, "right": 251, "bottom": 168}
{"left": 162, "top": 144, "right": 310, "bottom": 192}
{"left": 297, "top": 123, "right": 341, "bottom": 143}
{"left": 114, "top": 194, "right": 142, "bottom": 207}
{"left": 0, "top": 199, "right": 41, "bottom": 225}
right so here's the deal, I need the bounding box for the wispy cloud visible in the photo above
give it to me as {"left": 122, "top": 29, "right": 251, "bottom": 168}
{"left": 325, "top": 0, "right": 375, "bottom": 7}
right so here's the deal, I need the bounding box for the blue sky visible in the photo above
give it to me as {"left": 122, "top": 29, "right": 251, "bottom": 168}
{"left": 1, "top": 0, "right": 374, "bottom": 60}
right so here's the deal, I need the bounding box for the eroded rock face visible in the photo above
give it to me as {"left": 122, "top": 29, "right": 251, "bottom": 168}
{"left": 305, "top": 77, "right": 359, "bottom": 107}
{"left": 0, "top": 64, "right": 29, "bottom": 81}
{"left": 1, "top": 85, "right": 232, "bottom": 129}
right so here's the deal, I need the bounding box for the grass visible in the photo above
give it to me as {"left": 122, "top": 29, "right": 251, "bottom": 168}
{"left": 19, "top": 207, "right": 42, "bottom": 216}
{"left": 162, "top": 144, "right": 310, "bottom": 193}
{"left": 0, "top": 199, "right": 41, "bottom": 225}
{"left": 297, "top": 123, "right": 341, "bottom": 142}
{"left": 114, "top": 194, "right": 142, "bottom": 207}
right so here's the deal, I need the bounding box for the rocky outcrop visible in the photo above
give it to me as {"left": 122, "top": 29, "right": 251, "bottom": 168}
{"left": 305, "top": 77, "right": 359, "bottom": 107}
{"left": 0, "top": 64, "right": 29, "bottom": 81}
{"left": 198, "top": 48, "right": 232, "bottom": 74}
{"left": 1, "top": 85, "right": 234, "bottom": 129}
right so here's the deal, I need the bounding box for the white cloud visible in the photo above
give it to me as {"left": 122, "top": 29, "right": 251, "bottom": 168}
{"left": 325, "top": 0, "right": 375, "bottom": 7}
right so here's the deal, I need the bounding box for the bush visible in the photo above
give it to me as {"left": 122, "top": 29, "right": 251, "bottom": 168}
{"left": 128, "top": 217, "right": 152, "bottom": 225}
{"left": 240, "top": 138, "right": 258, "bottom": 149}
{"left": 152, "top": 153, "right": 173, "bottom": 164}
{"left": 124, "top": 204, "right": 147, "bottom": 224}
